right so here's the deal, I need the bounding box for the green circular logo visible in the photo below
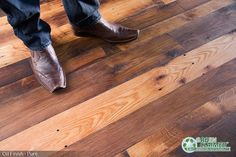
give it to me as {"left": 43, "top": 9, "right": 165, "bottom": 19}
{"left": 182, "top": 137, "right": 197, "bottom": 153}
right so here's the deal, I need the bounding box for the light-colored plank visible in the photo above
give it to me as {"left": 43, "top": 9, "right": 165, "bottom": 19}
{"left": 0, "top": 32, "right": 236, "bottom": 151}
{"left": 126, "top": 86, "right": 236, "bottom": 157}
{"left": 0, "top": 45, "right": 29, "bottom": 68}
{"left": 162, "top": 0, "right": 176, "bottom": 5}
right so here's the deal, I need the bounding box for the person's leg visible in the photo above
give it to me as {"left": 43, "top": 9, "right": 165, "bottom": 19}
{"left": 0, "top": 0, "right": 66, "bottom": 92}
{"left": 0, "top": 0, "right": 51, "bottom": 51}
{"left": 62, "top": 0, "right": 101, "bottom": 27}
{"left": 62, "top": 0, "right": 139, "bottom": 43}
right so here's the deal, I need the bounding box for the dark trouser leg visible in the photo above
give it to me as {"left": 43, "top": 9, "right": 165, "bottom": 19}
{"left": 0, "top": 0, "right": 51, "bottom": 51}
{"left": 62, "top": 0, "right": 101, "bottom": 27}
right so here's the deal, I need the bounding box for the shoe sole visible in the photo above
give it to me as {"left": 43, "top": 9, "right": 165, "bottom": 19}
{"left": 74, "top": 30, "right": 140, "bottom": 44}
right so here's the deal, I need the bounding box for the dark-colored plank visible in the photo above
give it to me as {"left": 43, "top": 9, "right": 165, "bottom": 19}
{"left": 120, "top": 0, "right": 212, "bottom": 30}
{"left": 120, "top": 2, "right": 184, "bottom": 29}
{"left": 0, "top": 47, "right": 107, "bottom": 103}
{"left": 125, "top": 86, "right": 236, "bottom": 157}
{"left": 0, "top": 39, "right": 103, "bottom": 88}
{"left": 177, "top": 0, "right": 210, "bottom": 10}
{"left": 167, "top": 112, "right": 236, "bottom": 157}
{"left": 0, "top": 34, "right": 185, "bottom": 140}
{"left": 0, "top": 76, "right": 38, "bottom": 103}
{"left": 169, "top": 3, "right": 236, "bottom": 51}
{"left": 0, "top": 59, "right": 32, "bottom": 87}
{"left": 52, "top": 57, "right": 236, "bottom": 157}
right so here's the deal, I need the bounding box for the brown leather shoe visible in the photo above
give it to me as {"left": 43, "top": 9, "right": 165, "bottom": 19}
{"left": 72, "top": 18, "right": 140, "bottom": 43}
{"left": 30, "top": 45, "right": 66, "bottom": 93}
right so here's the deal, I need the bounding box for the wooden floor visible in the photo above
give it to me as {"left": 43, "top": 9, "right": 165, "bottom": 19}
{"left": 0, "top": 0, "right": 236, "bottom": 156}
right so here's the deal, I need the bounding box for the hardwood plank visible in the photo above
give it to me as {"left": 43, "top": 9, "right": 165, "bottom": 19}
{"left": 1, "top": 32, "right": 236, "bottom": 150}
{"left": 0, "top": 38, "right": 107, "bottom": 88}
{"left": 0, "top": 45, "right": 29, "bottom": 68}
{"left": 118, "top": 0, "right": 235, "bottom": 51}
{"left": 0, "top": 35, "right": 183, "bottom": 141}
{"left": 100, "top": 0, "right": 154, "bottom": 22}
{"left": 177, "top": 0, "right": 210, "bottom": 10}
{"left": 169, "top": 3, "right": 236, "bottom": 51}
{"left": 125, "top": 87, "right": 236, "bottom": 157}
{"left": 52, "top": 49, "right": 236, "bottom": 157}
{"left": 120, "top": 0, "right": 212, "bottom": 30}
{"left": 119, "top": 2, "right": 184, "bottom": 30}
{"left": 166, "top": 113, "right": 236, "bottom": 157}
{"left": 0, "top": 47, "right": 106, "bottom": 103}
{"left": 161, "top": 0, "right": 176, "bottom": 5}
{"left": 0, "top": 59, "right": 32, "bottom": 88}
{"left": 196, "top": 114, "right": 236, "bottom": 156}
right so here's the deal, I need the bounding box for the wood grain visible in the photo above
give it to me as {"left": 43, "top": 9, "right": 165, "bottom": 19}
{"left": 0, "top": 47, "right": 106, "bottom": 103}
{"left": 0, "top": 34, "right": 183, "bottom": 141}
{"left": 177, "top": 0, "right": 210, "bottom": 10}
{"left": 0, "top": 1, "right": 235, "bottom": 156}
{"left": 167, "top": 112, "right": 236, "bottom": 157}
{"left": 169, "top": 3, "right": 236, "bottom": 51}
{"left": 1, "top": 0, "right": 232, "bottom": 89}
{"left": 0, "top": 0, "right": 166, "bottom": 89}
{"left": 52, "top": 49, "right": 236, "bottom": 157}
{"left": 0, "top": 32, "right": 236, "bottom": 151}
{"left": 161, "top": 0, "right": 176, "bottom": 5}
{"left": 119, "top": 1, "right": 184, "bottom": 30}
{"left": 126, "top": 87, "right": 236, "bottom": 157}
{"left": 118, "top": 0, "right": 235, "bottom": 51}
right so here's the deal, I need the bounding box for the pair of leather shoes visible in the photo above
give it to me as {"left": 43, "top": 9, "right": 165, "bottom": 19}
{"left": 30, "top": 18, "right": 139, "bottom": 92}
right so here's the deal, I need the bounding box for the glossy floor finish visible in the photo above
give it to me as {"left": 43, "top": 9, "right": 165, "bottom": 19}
{"left": 0, "top": 0, "right": 236, "bottom": 157}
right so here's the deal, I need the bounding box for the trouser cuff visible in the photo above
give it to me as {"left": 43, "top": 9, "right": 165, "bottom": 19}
{"left": 26, "top": 40, "right": 52, "bottom": 52}
{"left": 73, "top": 10, "right": 101, "bottom": 27}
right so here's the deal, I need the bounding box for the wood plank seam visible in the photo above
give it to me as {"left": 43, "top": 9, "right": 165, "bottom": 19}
{"left": 124, "top": 86, "right": 236, "bottom": 157}
{"left": 0, "top": 31, "right": 236, "bottom": 151}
